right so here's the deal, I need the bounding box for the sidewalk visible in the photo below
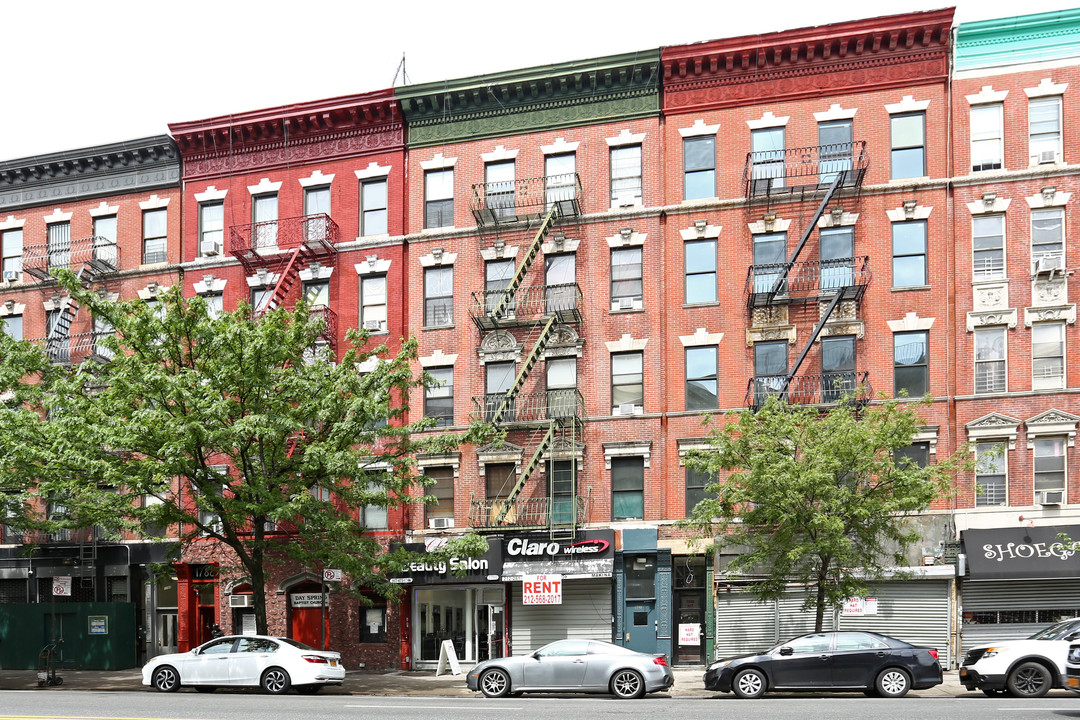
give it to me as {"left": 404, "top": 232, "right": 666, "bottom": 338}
{"left": 0, "top": 667, "right": 981, "bottom": 697}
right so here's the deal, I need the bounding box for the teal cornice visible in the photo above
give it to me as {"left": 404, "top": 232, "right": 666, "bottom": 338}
{"left": 397, "top": 50, "right": 660, "bottom": 147}
{"left": 956, "top": 10, "right": 1080, "bottom": 71}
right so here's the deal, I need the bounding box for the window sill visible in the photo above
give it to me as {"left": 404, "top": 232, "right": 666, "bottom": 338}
{"left": 891, "top": 285, "right": 931, "bottom": 292}
{"left": 422, "top": 325, "right": 455, "bottom": 331}
{"left": 610, "top": 307, "right": 645, "bottom": 315}
{"left": 682, "top": 302, "right": 720, "bottom": 308}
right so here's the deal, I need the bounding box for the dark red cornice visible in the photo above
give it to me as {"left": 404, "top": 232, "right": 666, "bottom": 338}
{"left": 168, "top": 88, "right": 403, "bottom": 179}
{"left": 662, "top": 8, "right": 954, "bottom": 113}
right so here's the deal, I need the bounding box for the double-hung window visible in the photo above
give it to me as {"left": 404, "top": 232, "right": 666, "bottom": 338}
{"left": 303, "top": 186, "right": 331, "bottom": 242}
{"left": 610, "top": 144, "right": 642, "bottom": 206}
{"left": 359, "top": 480, "right": 388, "bottom": 531}
{"left": 48, "top": 221, "right": 71, "bottom": 269}
{"left": 424, "top": 266, "right": 453, "bottom": 327}
{"left": 360, "top": 178, "right": 388, "bottom": 236}
{"left": 1, "top": 228, "right": 21, "bottom": 282}
{"left": 818, "top": 119, "right": 853, "bottom": 184}
{"left": 611, "top": 352, "right": 643, "bottom": 414}
{"left": 975, "top": 442, "right": 1006, "bottom": 506}
{"left": 893, "top": 331, "right": 928, "bottom": 397}
{"left": 252, "top": 193, "right": 278, "bottom": 249}
{"left": 974, "top": 326, "right": 1006, "bottom": 393}
{"left": 685, "top": 346, "right": 718, "bottom": 411}
{"left": 545, "top": 153, "right": 576, "bottom": 209}
{"left": 360, "top": 275, "right": 387, "bottom": 333}
{"left": 821, "top": 335, "right": 856, "bottom": 402}
{"left": 1033, "top": 322, "right": 1065, "bottom": 390}
{"left": 142, "top": 210, "right": 167, "bottom": 265}
{"left": 751, "top": 127, "right": 786, "bottom": 189}
{"left": 425, "top": 366, "right": 453, "bottom": 427}
{"left": 93, "top": 215, "right": 118, "bottom": 266}
{"left": 1034, "top": 437, "right": 1066, "bottom": 497}
{"left": 485, "top": 259, "right": 514, "bottom": 315}
{"left": 685, "top": 467, "right": 714, "bottom": 516}
{"left": 972, "top": 215, "right": 1004, "bottom": 279}
{"left": 890, "top": 112, "right": 926, "bottom": 179}
{"left": 971, "top": 103, "right": 1003, "bottom": 171}
{"left": 485, "top": 161, "right": 516, "bottom": 219}
{"left": 683, "top": 136, "right": 715, "bottom": 200}
{"left": 612, "top": 457, "right": 644, "bottom": 520}
{"left": 1032, "top": 208, "right": 1064, "bottom": 268}
{"left": 685, "top": 239, "right": 717, "bottom": 304}
{"left": 892, "top": 221, "right": 927, "bottom": 288}
{"left": 1030, "top": 96, "right": 1062, "bottom": 164}
{"left": 425, "top": 466, "right": 455, "bottom": 522}
{"left": 425, "top": 169, "right": 454, "bottom": 228}
{"left": 1, "top": 314, "right": 22, "bottom": 340}
{"left": 752, "top": 232, "right": 787, "bottom": 295}
{"left": 611, "top": 247, "right": 642, "bottom": 311}
{"left": 199, "top": 202, "right": 224, "bottom": 256}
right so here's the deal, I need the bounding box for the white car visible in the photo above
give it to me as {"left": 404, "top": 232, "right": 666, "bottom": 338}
{"left": 142, "top": 635, "right": 345, "bottom": 694}
{"left": 959, "top": 618, "right": 1080, "bottom": 698}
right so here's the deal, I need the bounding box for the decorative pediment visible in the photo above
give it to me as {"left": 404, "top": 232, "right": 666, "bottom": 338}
{"left": 479, "top": 330, "right": 523, "bottom": 363}
{"left": 476, "top": 442, "right": 524, "bottom": 474}
{"left": 543, "top": 325, "right": 583, "bottom": 358}
{"left": 544, "top": 437, "right": 585, "bottom": 468}
{"left": 1026, "top": 410, "right": 1079, "bottom": 448}
{"left": 965, "top": 412, "right": 1022, "bottom": 448}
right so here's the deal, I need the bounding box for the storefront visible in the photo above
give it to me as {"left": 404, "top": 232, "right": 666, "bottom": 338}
{"left": 392, "top": 539, "right": 504, "bottom": 669}
{"left": 502, "top": 530, "right": 616, "bottom": 655}
{"left": 960, "top": 525, "right": 1080, "bottom": 654}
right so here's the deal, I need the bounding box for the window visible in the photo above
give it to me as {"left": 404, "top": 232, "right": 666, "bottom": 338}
{"left": 1033, "top": 322, "right": 1065, "bottom": 390}
{"left": 820, "top": 226, "right": 854, "bottom": 290}
{"left": 610, "top": 144, "right": 642, "bottom": 206}
{"left": 895, "top": 441, "right": 929, "bottom": 469}
{"left": 973, "top": 215, "right": 1004, "bottom": 279}
{"left": 975, "top": 327, "right": 1006, "bottom": 393}
{"left": 252, "top": 193, "right": 278, "bottom": 249}
{"left": 48, "top": 221, "right": 71, "bottom": 268}
{"left": 821, "top": 335, "right": 856, "bottom": 402}
{"left": 1, "top": 228, "right": 21, "bottom": 282}
{"left": 818, "top": 119, "right": 853, "bottom": 184}
{"left": 485, "top": 161, "right": 516, "bottom": 219}
{"left": 199, "top": 202, "right": 223, "bottom": 255}
{"left": 891, "top": 112, "right": 926, "bottom": 179}
{"left": 751, "top": 127, "right": 786, "bottom": 189}
{"left": 753, "top": 340, "right": 788, "bottom": 404}
{"left": 685, "top": 239, "right": 717, "bottom": 303}
{"left": 611, "top": 351, "right": 643, "bottom": 414}
{"left": 545, "top": 253, "right": 576, "bottom": 313}
{"left": 486, "top": 462, "right": 516, "bottom": 522}
{"left": 971, "top": 104, "right": 1003, "bottom": 171}
{"left": 46, "top": 309, "right": 69, "bottom": 363}
{"left": 894, "top": 331, "right": 928, "bottom": 397}
{"left": 752, "top": 232, "right": 787, "bottom": 294}
{"left": 1034, "top": 436, "right": 1066, "bottom": 495}
{"left": 683, "top": 136, "right": 715, "bottom": 200}
{"left": 625, "top": 554, "right": 655, "bottom": 597}
{"left": 424, "top": 266, "right": 453, "bottom": 327}
{"left": 93, "top": 215, "right": 118, "bottom": 265}
{"left": 360, "top": 179, "right": 388, "bottom": 236}
{"left": 142, "top": 210, "right": 167, "bottom": 265}
{"left": 545, "top": 153, "right": 576, "bottom": 209}
{"left": 975, "top": 441, "right": 1006, "bottom": 506}
{"left": 360, "top": 275, "right": 387, "bottom": 333}
{"left": 1030, "top": 96, "right": 1062, "bottom": 163}
{"left": 425, "top": 169, "right": 454, "bottom": 228}
{"left": 685, "top": 467, "right": 714, "bottom": 516}
{"left": 1, "top": 314, "right": 22, "bottom": 340}
{"left": 358, "top": 599, "right": 387, "bottom": 643}
{"left": 546, "top": 357, "right": 577, "bottom": 420}
{"left": 197, "top": 467, "right": 226, "bottom": 536}
{"left": 425, "top": 367, "right": 453, "bottom": 427}
{"left": 548, "top": 459, "right": 575, "bottom": 524}
{"left": 611, "top": 247, "right": 642, "bottom": 311}
{"left": 359, "top": 481, "right": 388, "bottom": 531}
{"left": 485, "top": 361, "right": 515, "bottom": 422}
{"left": 304, "top": 186, "right": 331, "bottom": 241}
{"left": 1032, "top": 208, "right": 1064, "bottom": 266}
{"left": 202, "top": 294, "right": 223, "bottom": 319}
{"left": 612, "top": 456, "right": 644, "bottom": 520}
{"left": 892, "top": 220, "right": 927, "bottom": 288}
{"left": 685, "top": 346, "right": 718, "bottom": 411}
{"left": 485, "top": 259, "right": 514, "bottom": 314}
{"left": 302, "top": 280, "right": 329, "bottom": 308}
{"left": 425, "top": 466, "right": 454, "bottom": 522}
{"left": 250, "top": 285, "right": 273, "bottom": 314}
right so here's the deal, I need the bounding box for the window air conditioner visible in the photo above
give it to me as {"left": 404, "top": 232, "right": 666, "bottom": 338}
{"left": 2, "top": 270, "right": 19, "bottom": 282}
{"left": 1038, "top": 490, "right": 1065, "bottom": 506}
{"left": 618, "top": 403, "right": 637, "bottom": 416}
{"left": 428, "top": 517, "right": 454, "bottom": 529}
{"left": 1034, "top": 256, "right": 1064, "bottom": 275}
{"left": 364, "top": 320, "right": 383, "bottom": 331}
{"left": 201, "top": 240, "right": 221, "bottom": 256}
{"left": 1038, "top": 150, "right": 1058, "bottom": 165}
{"left": 617, "top": 297, "right": 634, "bottom": 311}
{"left": 229, "top": 594, "right": 254, "bottom": 608}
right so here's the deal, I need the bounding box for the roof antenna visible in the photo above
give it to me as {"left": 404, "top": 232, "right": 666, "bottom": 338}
{"left": 392, "top": 53, "right": 411, "bottom": 87}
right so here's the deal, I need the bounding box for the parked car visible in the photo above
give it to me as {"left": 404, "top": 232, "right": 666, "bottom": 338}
{"left": 703, "top": 630, "right": 942, "bottom": 698}
{"left": 959, "top": 617, "right": 1080, "bottom": 698}
{"left": 466, "top": 638, "right": 674, "bottom": 699}
{"left": 142, "top": 635, "right": 345, "bottom": 694}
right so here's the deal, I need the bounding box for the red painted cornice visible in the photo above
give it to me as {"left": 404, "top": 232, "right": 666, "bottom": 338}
{"left": 168, "top": 89, "right": 403, "bottom": 178}
{"left": 662, "top": 8, "right": 954, "bottom": 113}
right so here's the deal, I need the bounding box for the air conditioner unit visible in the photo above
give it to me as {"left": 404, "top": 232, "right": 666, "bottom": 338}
{"left": 201, "top": 240, "right": 221, "bottom": 256}
{"left": 1038, "top": 150, "right": 1058, "bottom": 165}
{"left": 2, "top": 271, "right": 18, "bottom": 282}
{"left": 617, "top": 297, "right": 634, "bottom": 311}
{"left": 364, "top": 320, "right": 383, "bottom": 331}
{"left": 1039, "top": 490, "right": 1064, "bottom": 506}
{"left": 1034, "top": 255, "right": 1064, "bottom": 275}
{"left": 428, "top": 517, "right": 454, "bottom": 529}
{"left": 229, "top": 594, "right": 254, "bottom": 608}
{"left": 618, "top": 403, "right": 637, "bottom": 416}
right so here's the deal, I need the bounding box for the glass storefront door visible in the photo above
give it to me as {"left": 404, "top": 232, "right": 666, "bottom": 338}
{"left": 414, "top": 585, "right": 504, "bottom": 667}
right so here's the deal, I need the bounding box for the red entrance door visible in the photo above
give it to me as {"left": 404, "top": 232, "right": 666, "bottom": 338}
{"left": 289, "top": 586, "right": 329, "bottom": 649}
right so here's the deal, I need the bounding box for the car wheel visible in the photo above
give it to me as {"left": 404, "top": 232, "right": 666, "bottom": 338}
{"left": 982, "top": 688, "right": 1006, "bottom": 697}
{"left": 1007, "top": 662, "right": 1052, "bottom": 698}
{"left": 296, "top": 685, "right": 322, "bottom": 695}
{"left": 610, "top": 669, "right": 645, "bottom": 699}
{"left": 876, "top": 668, "right": 910, "bottom": 698}
{"left": 479, "top": 668, "right": 510, "bottom": 698}
{"left": 732, "top": 668, "right": 767, "bottom": 699}
{"left": 194, "top": 686, "right": 216, "bottom": 693}
{"left": 261, "top": 667, "right": 292, "bottom": 695}
{"left": 152, "top": 666, "right": 180, "bottom": 693}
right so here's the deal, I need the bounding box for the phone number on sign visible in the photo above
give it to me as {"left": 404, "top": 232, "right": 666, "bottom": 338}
{"left": 524, "top": 595, "right": 562, "bottom": 604}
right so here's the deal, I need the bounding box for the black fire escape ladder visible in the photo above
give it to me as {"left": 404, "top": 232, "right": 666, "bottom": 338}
{"left": 488, "top": 203, "right": 560, "bottom": 323}
{"left": 489, "top": 314, "right": 558, "bottom": 427}
{"left": 768, "top": 170, "right": 846, "bottom": 296}
{"left": 491, "top": 421, "right": 559, "bottom": 526}
{"left": 45, "top": 299, "right": 79, "bottom": 363}
{"left": 781, "top": 288, "right": 847, "bottom": 395}
{"left": 261, "top": 246, "right": 305, "bottom": 314}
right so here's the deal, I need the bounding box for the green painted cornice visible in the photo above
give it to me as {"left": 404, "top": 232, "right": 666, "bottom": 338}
{"left": 397, "top": 50, "right": 660, "bottom": 147}
{"left": 956, "top": 9, "right": 1080, "bottom": 71}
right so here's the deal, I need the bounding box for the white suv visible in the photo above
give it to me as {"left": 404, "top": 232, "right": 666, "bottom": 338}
{"left": 960, "top": 618, "right": 1080, "bottom": 698}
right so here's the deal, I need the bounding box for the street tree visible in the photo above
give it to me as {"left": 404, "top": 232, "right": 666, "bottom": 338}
{"left": 684, "top": 394, "right": 968, "bottom": 631}
{"left": 0, "top": 273, "right": 490, "bottom": 633}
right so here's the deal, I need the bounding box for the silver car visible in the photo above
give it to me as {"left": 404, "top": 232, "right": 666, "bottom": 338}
{"left": 466, "top": 639, "right": 674, "bottom": 699}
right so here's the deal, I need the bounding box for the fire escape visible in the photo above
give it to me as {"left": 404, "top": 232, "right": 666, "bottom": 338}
{"left": 742, "top": 142, "right": 873, "bottom": 409}
{"left": 467, "top": 174, "right": 588, "bottom": 541}
{"left": 22, "top": 233, "right": 121, "bottom": 364}
{"left": 228, "top": 214, "right": 339, "bottom": 353}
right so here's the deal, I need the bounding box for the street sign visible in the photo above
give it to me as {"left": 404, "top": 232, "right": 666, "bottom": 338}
{"left": 323, "top": 568, "right": 343, "bottom": 582}
{"left": 52, "top": 576, "right": 71, "bottom": 597}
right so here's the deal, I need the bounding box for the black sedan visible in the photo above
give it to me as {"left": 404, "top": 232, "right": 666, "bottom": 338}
{"left": 703, "top": 631, "right": 942, "bottom": 698}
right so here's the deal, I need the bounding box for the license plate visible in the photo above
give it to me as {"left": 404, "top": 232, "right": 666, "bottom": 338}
{"left": 1068, "top": 677, "right": 1079, "bottom": 688}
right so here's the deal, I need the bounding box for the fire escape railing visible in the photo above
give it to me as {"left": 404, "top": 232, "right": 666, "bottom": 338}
{"left": 471, "top": 173, "right": 582, "bottom": 229}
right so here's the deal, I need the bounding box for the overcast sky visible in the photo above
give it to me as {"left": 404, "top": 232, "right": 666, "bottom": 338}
{"left": 2, "top": 0, "right": 1076, "bottom": 162}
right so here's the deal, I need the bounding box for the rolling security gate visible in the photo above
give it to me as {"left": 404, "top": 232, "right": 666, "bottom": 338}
{"left": 510, "top": 579, "right": 612, "bottom": 655}
{"left": 714, "top": 581, "right": 951, "bottom": 663}
{"left": 961, "top": 579, "right": 1080, "bottom": 653}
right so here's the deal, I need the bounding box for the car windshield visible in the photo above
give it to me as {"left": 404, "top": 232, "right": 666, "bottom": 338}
{"left": 1027, "top": 619, "right": 1080, "bottom": 640}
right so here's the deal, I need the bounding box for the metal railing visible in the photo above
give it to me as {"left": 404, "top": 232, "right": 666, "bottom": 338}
{"left": 470, "top": 283, "right": 583, "bottom": 327}
{"left": 228, "top": 213, "right": 340, "bottom": 255}
{"left": 471, "top": 389, "right": 584, "bottom": 425}
{"left": 744, "top": 142, "right": 868, "bottom": 199}
{"left": 746, "top": 371, "right": 872, "bottom": 409}
{"left": 471, "top": 173, "right": 582, "bottom": 227}
{"left": 745, "top": 256, "right": 871, "bottom": 307}
{"left": 21, "top": 237, "right": 120, "bottom": 281}
{"left": 468, "top": 495, "right": 589, "bottom": 531}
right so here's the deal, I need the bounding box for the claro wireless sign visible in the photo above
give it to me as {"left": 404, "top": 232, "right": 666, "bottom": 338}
{"left": 505, "top": 537, "right": 611, "bottom": 558}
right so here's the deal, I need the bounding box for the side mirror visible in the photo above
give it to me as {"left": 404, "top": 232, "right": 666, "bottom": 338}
{"left": 1066, "top": 632, "right": 1080, "bottom": 642}
{"left": 779, "top": 647, "right": 793, "bottom": 656}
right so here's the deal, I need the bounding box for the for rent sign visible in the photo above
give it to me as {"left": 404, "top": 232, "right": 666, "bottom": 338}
{"left": 522, "top": 574, "right": 563, "bottom": 605}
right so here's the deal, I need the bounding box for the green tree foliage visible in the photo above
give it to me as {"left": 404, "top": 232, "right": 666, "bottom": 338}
{"left": 684, "top": 395, "right": 969, "bottom": 631}
{"left": 0, "top": 273, "right": 489, "bottom": 632}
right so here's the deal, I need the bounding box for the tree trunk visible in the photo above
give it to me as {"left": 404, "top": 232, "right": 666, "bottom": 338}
{"left": 249, "top": 545, "right": 268, "bottom": 635}
{"left": 814, "top": 557, "right": 831, "bottom": 632}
